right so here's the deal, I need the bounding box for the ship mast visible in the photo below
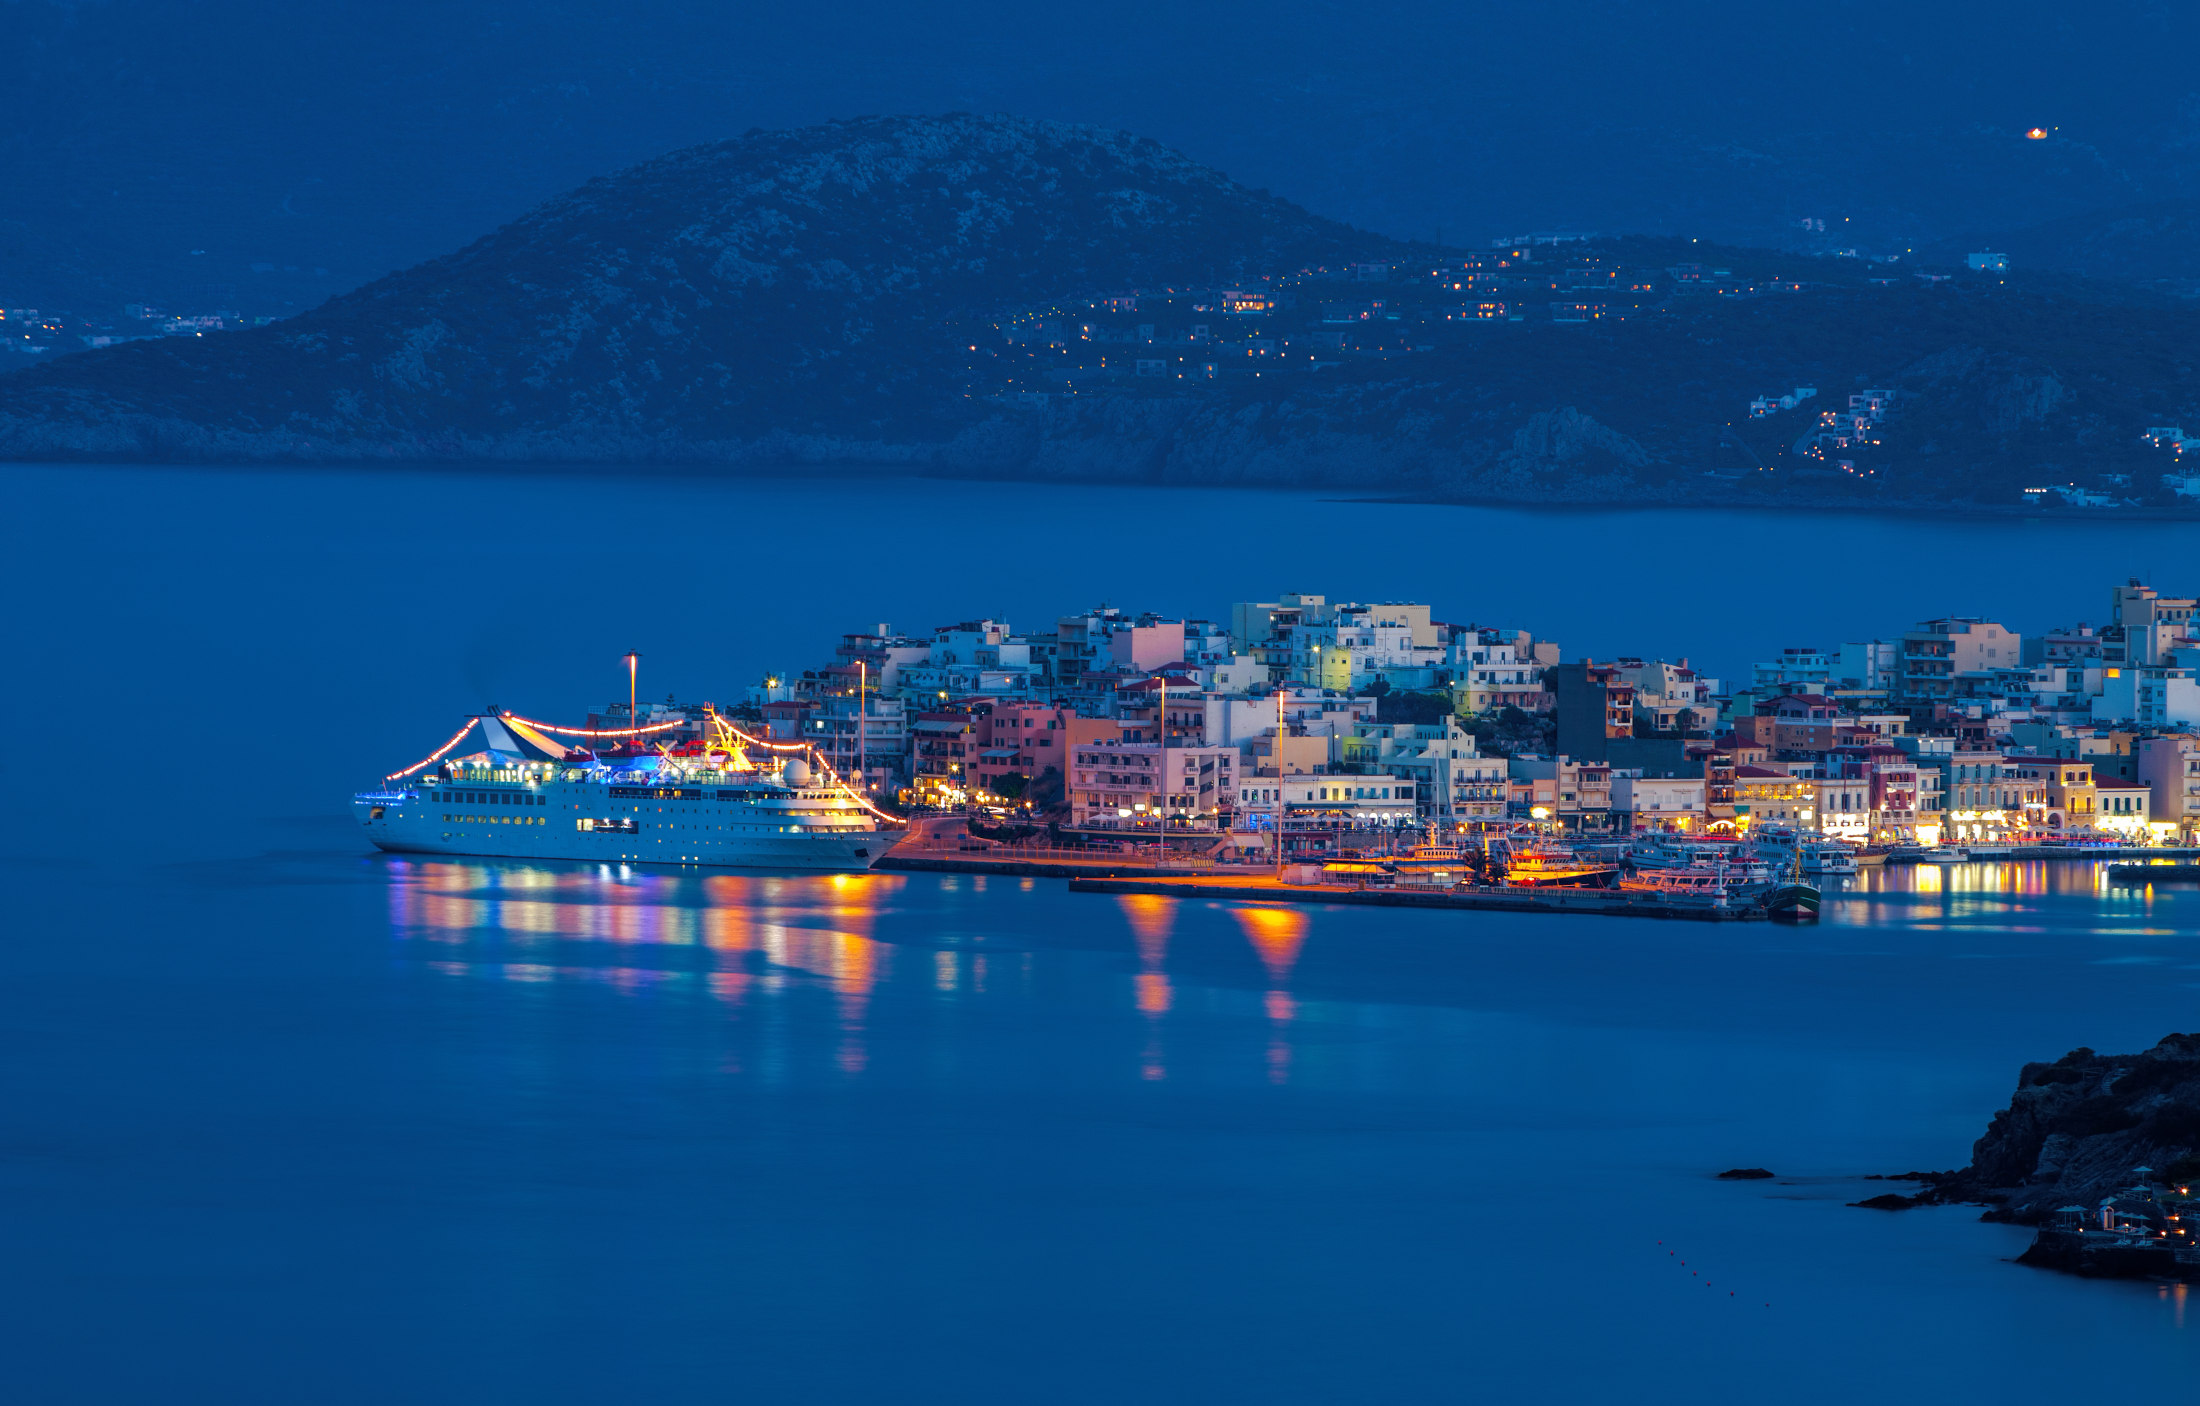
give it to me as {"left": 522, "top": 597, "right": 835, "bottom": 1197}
{"left": 623, "top": 649, "right": 641, "bottom": 755}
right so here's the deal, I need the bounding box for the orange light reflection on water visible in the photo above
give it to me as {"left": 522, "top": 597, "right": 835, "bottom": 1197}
{"left": 385, "top": 860, "right": 899, "bottom": 1072}
{"left": 1231, "top": 906, "right": 1309, "bottom": 1084}
{"left": 1116, "top": 894, "right": 1178, "bottom": 1079}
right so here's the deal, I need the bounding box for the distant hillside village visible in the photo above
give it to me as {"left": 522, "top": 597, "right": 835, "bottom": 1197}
{"left": 2, "top": 303, "right": 282, "bottom": 356}
{"left": 601, "top": 580, "right": 2200, "bottom": 858}
{"left": 980, "top": 237, "right": 1812, "bottom": 395}
{"left": 968, "top": 237, "right": 2200, "bottom": 507}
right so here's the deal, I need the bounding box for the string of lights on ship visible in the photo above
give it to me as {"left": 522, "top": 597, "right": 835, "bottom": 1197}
{"left": 383, "top": 710, "right": 902, "bottom": 824}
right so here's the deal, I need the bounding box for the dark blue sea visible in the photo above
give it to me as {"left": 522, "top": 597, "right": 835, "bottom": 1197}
{"left": 7, "top": 463, "right": 2200, "bottom": 1403}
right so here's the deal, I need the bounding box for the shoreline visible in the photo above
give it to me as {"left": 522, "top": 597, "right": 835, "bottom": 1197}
{"left": 4, "top": 452, "right": 2197, "bottom": 522}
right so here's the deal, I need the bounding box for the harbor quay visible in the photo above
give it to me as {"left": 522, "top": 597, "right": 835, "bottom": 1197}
{"left": 1062, "top": 874, "right": 1773, "bottom": 922}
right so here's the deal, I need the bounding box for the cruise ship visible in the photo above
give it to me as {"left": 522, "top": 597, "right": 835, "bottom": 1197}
{"left": 353, "top": 710, "right": 891, "bottom": 870}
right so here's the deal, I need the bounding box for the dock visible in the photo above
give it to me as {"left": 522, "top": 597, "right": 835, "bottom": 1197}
{"left": 2108, "top": 864, "right": 2200, "bottom": 883}
{"left": 878, "top": 850, "right": 1232, "bottom": 881}
{"left": 1063, "top": 873, "right": 1769, "bottom": 921}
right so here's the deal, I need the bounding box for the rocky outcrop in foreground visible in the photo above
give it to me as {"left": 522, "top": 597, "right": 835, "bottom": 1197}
{"left": 1857, "top": 1035, "right": 2200, "bottom": 1277}
{"left": 1933, "top": 1034, "right": 2200, "bottom": 1221}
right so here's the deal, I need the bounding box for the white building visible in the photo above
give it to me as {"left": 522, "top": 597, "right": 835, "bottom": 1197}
{"left": 1447, "top": 635, "right": 1544, "bottom": 714}
{"left": 2093, "top": 665, "right": 2200, "bottom": 730}
{"left": 1231, "top": 772, "right": 1423, "bottom": 854}
{"left": 1353, "top": 718, "right": 1508, "bottom": 826}
{"left": 1612, "top": 774, "right": 1706, "bottom": 832}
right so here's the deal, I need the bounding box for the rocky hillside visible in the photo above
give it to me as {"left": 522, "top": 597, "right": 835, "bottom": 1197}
{"left": 0, "top": 114, "right": 1380, "bottom": 460}
{"left": 3, "top": 113, "right": 2198, "bottom": 512}
{"left": 1923, "top": 1035, "right": 2200, "bottom": 1222}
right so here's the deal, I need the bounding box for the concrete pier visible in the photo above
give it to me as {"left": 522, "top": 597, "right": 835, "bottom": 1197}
{"left": 1064, "top": 873, "right": 1767, "bottom": 921}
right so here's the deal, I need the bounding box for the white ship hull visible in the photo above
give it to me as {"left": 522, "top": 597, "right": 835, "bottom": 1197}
{"left": 355, "top": 770, "right": 887, "bottom": 872}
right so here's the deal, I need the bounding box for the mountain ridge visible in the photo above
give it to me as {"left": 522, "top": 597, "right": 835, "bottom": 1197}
{"left": 5, "top": 113, "right": 2199, "bottom": 514}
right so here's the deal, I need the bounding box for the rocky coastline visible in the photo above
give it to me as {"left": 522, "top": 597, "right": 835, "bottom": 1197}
{"left": 1871, "top": 1034, "right": 2200, "bottom": 1279}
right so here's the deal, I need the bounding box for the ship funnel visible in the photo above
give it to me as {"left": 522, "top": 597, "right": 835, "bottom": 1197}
{"left": 781, "top": 757, "right": 811, "bottom": 787}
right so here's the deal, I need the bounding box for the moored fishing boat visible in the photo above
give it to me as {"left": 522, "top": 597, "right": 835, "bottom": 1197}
{"left": 1488, "top": 833, "right": 1618, "bottom": 888}
{"left": 1765, "top": 882, "right": 1822, "bottom": 921}
{"left": 1385, "top": 830, "right": 1472, "bottom": 887}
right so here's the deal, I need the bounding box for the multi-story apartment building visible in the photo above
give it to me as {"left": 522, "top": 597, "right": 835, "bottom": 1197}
{"left": 2094, "top": 664, "right": 2200, "bottom": 731}
{"left": 1838, "top": 639, "right": 1902, "bottom": 692}
{"left": 1731, "top": 765, "right": 1817, "bottom": 829}
{"left": 1282, "top": 614, "right": 1439, "bottom": 691}
{"left": 1612, "top": 773, "right": 1706, "bottom": 832}
{"left": 909, "top": 710, "right": 984, "bottom": 806}
{"left": 1115, "top": 676, "right": 1207, "bottom": 745}
{"left": 832, "top": 625, "right": 933, "bottom": 691}
{"left": 2023, "top": 623, "right": 2104, "bottom": 668}
{"left": 1109, "top": 615, "right": 1189, "bottom": 673}
{"left": 1764, "top": 693, "right": 1846, "bottom": 754}
{"left": 1353, "top": 718, "right": 1508, "bottom": 827}
{"left": 808, "top": 693, "right": 908, "bottom": 792}
{"left": 971, "top": 701, "right": 1073, "bottom": 793}
{"left": 2109, "top": 580, "right": 2199, "bottom": 666}
{"left": 2136, "top": 735, "right": 2200, "bottom": 840}
{"left": 1231, "top": 771, "right": 1423, "bottom": 858}
{"left": 1508, "top": 754, "right": 1616, "bottom": 833}
{"left": 1228, "top": 592, "right": 1327, "bottom": 656}
{"left": 1052, "top": 609, "right": 1121, "bottom": 684}
{"left": 1752, "top": 647, "right": 1837, "bottom": 692}
{"left": 1550, "top": 660, "right": 1636, "bottom": 758}
{"left": 1829, "top": 744, "right": 1923, "bottom": 842}
{"left": 2009, "top": 758, "right": 2097, "bottom": 834}
{"left": 1069, "top": 741, "right": 1237, "bottom": 830}
{"left": 1448, "top": 631, "right": 1546, "bottom": 714}
{"left": 1201, "top": 687, "right": 1375, "bottom": 749}
{"left": 1930, "top": 746, "right": 2024, "bottom": 843}
{"left": 2094, "top": 780, "right": 2153, "bottom": 839}
{"left": 1809, "top": 774, "right": 1873, "bottom": 841}
{"left": 1898, "top": 618, "right": 2022, "bottom": 706}
{"left": 1608, "top": 658, "right": 1716, "bottom": 732}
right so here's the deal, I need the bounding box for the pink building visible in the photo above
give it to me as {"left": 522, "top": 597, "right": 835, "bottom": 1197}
{"left": 1110, "top": 618, "right": 1187, "bottom": 673}
{"left": 974, "top": 701, "right": 1074, "bottom": 790}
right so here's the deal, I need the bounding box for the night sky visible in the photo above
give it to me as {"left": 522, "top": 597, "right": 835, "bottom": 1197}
{"left": 3, "top": 0, "right": 2194, "bottom": 309}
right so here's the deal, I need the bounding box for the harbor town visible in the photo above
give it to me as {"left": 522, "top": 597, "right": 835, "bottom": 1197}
{"left": 572, "top": 577, "right": 2200, "bottom": 878}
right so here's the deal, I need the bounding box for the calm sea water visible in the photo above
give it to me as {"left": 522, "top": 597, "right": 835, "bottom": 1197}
{"left": 6, "top": 463, "right": 2200, "bottom": 1403}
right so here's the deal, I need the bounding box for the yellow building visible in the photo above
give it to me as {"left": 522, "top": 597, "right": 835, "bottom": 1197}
{"left": 1731, "top": 765, "right": 1816, "bottom": 829}
{"left": 2010, "top": 759, "right": 2097, "bottom": 834}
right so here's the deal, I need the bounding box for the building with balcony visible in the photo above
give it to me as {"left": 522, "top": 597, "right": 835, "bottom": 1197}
{"left": 909, "top": 711, "right": 983, "bottom": 806}
{"left": 2095, "top": 781, "right": 2153, "bottom": 839}
{"left": 972, "top": 701, "right": 1073, "bottom": 794}
{"left": 1232, "top": 772, "right": 1422, "bottom": 858}
{"left": 1830, "top": 744, "right": 1924, "bottom": 842}
{"left": 1730, "top": 765, "right": 1816, "bottom": 829}
{"left": 1069, "top": 741, "right": 1237, "bottom": 831}
{"left": 1899, "top": 618, "right": 2021, "bottom": 705}
{"left": 1353, "top": 718, "right": 1508, "bottom": 827}
{"left": 1752, "top": 647, "right": 1837, "bottom": 692}
{"left": 1612, "top": 774, "right": 1706, "bottom": 832}
{"left": 1508, "top": 753, "right": 1615, "bottom": 833}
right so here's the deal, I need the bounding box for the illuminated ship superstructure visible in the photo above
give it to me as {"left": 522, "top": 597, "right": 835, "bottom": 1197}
{"left": 354, "top": 709, "right": 894, "bottom": 871}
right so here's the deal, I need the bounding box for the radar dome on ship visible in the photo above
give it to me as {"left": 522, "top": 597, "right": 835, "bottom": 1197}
{"left": 782, "top": 757, "right": 811, "bottom": 786}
